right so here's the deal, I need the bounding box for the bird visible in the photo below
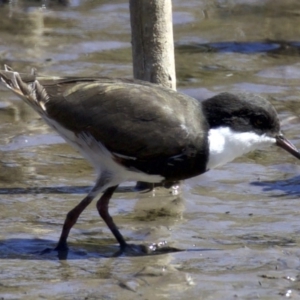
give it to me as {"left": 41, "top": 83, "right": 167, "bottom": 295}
{"left": 0, "top": 65, "right": 299, "bottom": 253}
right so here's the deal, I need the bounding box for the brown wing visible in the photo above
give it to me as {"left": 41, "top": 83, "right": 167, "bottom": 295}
{"left": 41, "top": 78, "right": 208, "bottom": 160}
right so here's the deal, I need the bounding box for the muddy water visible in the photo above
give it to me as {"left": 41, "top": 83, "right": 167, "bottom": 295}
{"left": 1, "top": 0, "right": 300, "bottom": 299}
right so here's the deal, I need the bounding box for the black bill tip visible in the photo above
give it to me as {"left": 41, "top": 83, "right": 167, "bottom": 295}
{"left": 276, "top": 134, "right": 300, "bottom": 159}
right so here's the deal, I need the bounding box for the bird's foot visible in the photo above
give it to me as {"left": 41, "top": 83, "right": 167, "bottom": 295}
{"left": 54, "top": 241, "right": 69, "bottom": 252}
{"left": 38, "top": 241, "right": 69, "bottom": 258}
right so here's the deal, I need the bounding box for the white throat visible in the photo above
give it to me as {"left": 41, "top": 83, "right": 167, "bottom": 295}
{"left": 206, "top": 127, "right": 276, "bottom": 170}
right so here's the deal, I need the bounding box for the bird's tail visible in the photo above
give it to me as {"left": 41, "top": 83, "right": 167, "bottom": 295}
{"left": 0, "top": 65, "right": 49, "bottom": 114}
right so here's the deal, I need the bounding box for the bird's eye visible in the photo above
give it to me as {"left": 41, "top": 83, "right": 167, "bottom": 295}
{"left": 254, "top": 119, "right": 263, "bottom": 126}
{"left": 253, "top": 116, "right": 266, "bottom": 127}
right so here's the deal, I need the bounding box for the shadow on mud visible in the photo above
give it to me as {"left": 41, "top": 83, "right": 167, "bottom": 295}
{"left": 251, "top": 174, "right": 300, "bottom": 197}
{"left": 0, "top": 237, "right": 220, "bottom": 260}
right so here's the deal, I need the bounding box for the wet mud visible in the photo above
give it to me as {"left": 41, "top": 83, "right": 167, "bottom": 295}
{"left": 1, "top": 0, "right": 300, "bottom": 299}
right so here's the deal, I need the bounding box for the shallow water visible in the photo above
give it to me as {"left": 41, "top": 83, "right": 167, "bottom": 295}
{"left": 1, "top": 0, "right": 300, "bottom": 299}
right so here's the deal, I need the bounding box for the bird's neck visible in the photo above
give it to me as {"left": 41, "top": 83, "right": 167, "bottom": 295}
{"left": 206, "top": 127, "right": 276, "bottom": 170}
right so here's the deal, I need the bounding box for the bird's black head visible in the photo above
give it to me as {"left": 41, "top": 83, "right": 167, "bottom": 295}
{"left": 202, "top": 92, "right": 280, "bottom": 137}
{"left": 202, "top": 92, "right": 300, "bottom": 160}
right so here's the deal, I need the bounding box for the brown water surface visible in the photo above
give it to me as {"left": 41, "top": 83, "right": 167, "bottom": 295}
{"left": 1, "top": 0, "right": 300, "bottom": 299}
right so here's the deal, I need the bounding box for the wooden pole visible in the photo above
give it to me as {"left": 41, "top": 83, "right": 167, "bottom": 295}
{"left": 129, "top": 0, "right": 176, "bottom": 90}
{"left": 130, "top": 0, "right": 177, "bottom": 190}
